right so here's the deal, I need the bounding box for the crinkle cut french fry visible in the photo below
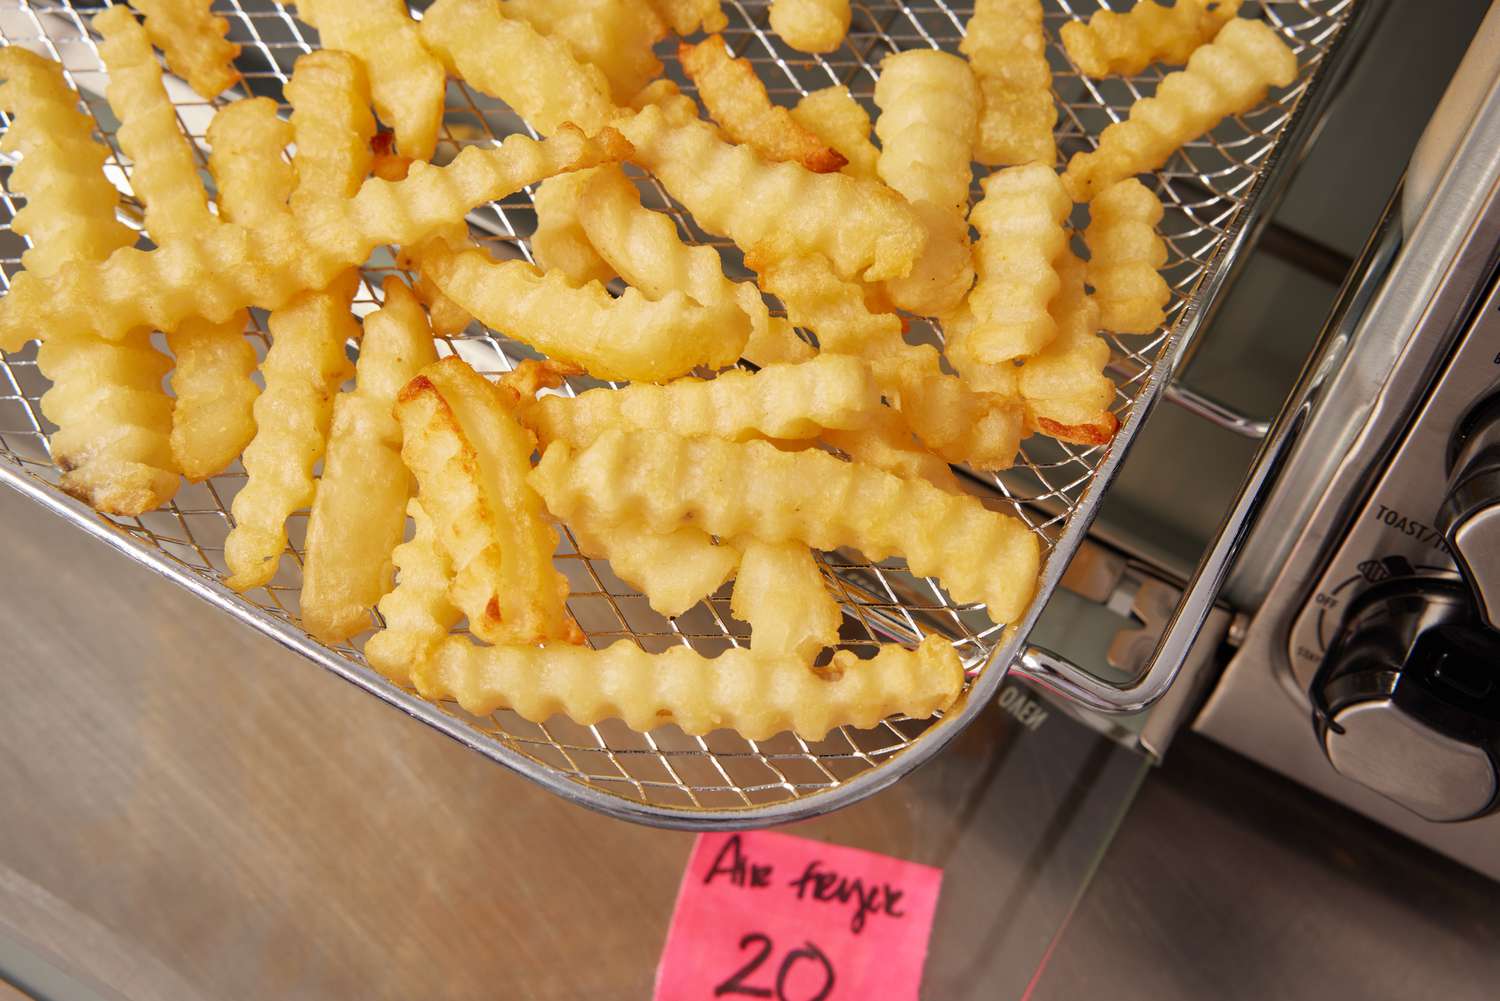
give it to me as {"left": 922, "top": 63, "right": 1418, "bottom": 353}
{"left": 502, "top": 0, "right": 667, "bottom": 103}
{"left": 422, "top": 244, "right": 747, "bottom": 382}
{"left": 680, "top": 35, "right": 846, "bottom": 173}
{"left": 167, "top": 312, "right": 259, "bottom": 481}
{"left": 572, "top": 523, "right": 739, "bottom": 620}
{"left": 528, "top": 355, "right": 880, "bottom": 449}
{"left": 420, "top": 634, "right": 964, "bottom": 741}
{"left": 295, "top": 0, "right": 444, "bottom": 161}
{"left": 399, "top": 221, "right": 477, "bottom": 336}
{"left": 1084, "top": 178, "right": 1171, "bottom": 335}
{"left": 419, "top": 0, "right": 617, "bottom": 138}
{"left": 225, "top": 272, "right": 360, "bottom": 591}
{"left": 1020, "top": 248, "right": 1118, "bottom": 445}
{"left": 646, "top": 0, "right": 727, "bottom": 36}
{"left": 286, "top": 50, "right": 376, "bottom": 212}
{"left": 791, "top": 86, "right": 880, "bottom": 180}
{"left": 769, "top": 0, "right": 851, "bottom": 55}
{"left": 629, "top": 78, "right": 701, "bottom": 124}
{"left": 1061, "top": 0, "right": 1242, "bottom": 79}
{"left": 365, "top": 499, "right": 462, "bottom": 684}
{"left": 531, "top": 169, "right": 618, "bottom": 287}
{"left": 574, "top": 164, "right": 811, "bottom": 367}
{"left": 732, "top": 539, "right": 841, "bottom": 661}
{"left": 950, "top": 163, "right": 1071, "bottom": 378}
{"left": 302, "top": 279, "right": 439, "bottom": 644}
{"left": 1061, "top": 18, "right": 1298, "bottom": 202}
{"left": 874, "top": 49, "right": 978, "bottom": 315}
{"left": 0, "top": 126, "right": 631, "bottom": 352}
{"left": 206, "top": 97, "right": 293, "bottom": 227}
{"left": 960, "top": 0, "right": 1056, "bottom": 167}
{"left": 95, "top": 5, "right": 215, "bottom": 242}
{"left": 396, "top": 358, "right": 581, "bottom": 646}
{"left": 127, "top": 0, "right": 240, "bottom": 99}
{"left": 821, "top": 412, "right": 962, "bottom": 494}
{"left": 531, "top": 431, "right": 1040, "bottom": 622}
{"left": 617, "top": 103, "right": 925, "bottom": 283}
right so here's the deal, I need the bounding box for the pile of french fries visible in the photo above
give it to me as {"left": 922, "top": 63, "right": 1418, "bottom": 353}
{"left": 0, "top": 0, "right": 1296, "bottom": 742}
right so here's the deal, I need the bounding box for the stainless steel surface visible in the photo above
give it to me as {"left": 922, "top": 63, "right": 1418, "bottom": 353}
{"left": 1439, "top": 395, "right": 1500, "bottom": 629}
{"left": 0, "top": 1, "right": 1364, "bottom": 825}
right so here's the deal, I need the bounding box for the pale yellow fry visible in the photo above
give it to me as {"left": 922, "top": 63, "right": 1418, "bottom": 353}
{"left": 364, "top": 499, "right": 462, "bottom": 684}
{"left": 769, "top": 0, "right": 850, "bottom": 54}
{"left": 1061, "top": 0, "right": 1242, "bottom": 78}
{"left": 821, "top": 411, "right": 962, "bottom": 494}
{"left": 574, "top": 164, "right": 811, "bottom": 367}
{"left": 206, "top": 97, "right": 293, "bottom": 226}
{"left": 423, "top": 245, "right": 747, "bottom": 382}
{"left": 617, "top": 103, "right": 924, "bottom": 283}
{"left": 1020, "top": 247, "right": 1117, "bottom": 446}
{"left": 528, "top": 355, "right": 880, "bottom": 449}
{"left": 286, "top": 50, "right": 375, "bottom": 213}
{"left": 0, "top": 126, "right": 631, "bottom": 352}
{"left": 1062, "top": 18, "right": 1298, "bottom": 202}
{"left": 95, "top": 5, "right": 214, "bottom": 242}
{"left": 646, "top": 0, "right": 727, "bottom": 36}
{"left": 419, "top": 634, "right": 964, "bottom": 741}
{"left": 398, "top": 221, "right": 476, "bottom": 336}
{"left": 420, "top": 0, "right": 617, "bottom": 138}
{"left": 680, "top": 35, "right": 845, "bottom": 173}
{"left": 532, "top": 431, "right": 1040, "bottom": 621}
{"left": 127, "top": 0, "right": 240, "bottom": 99}
{"left": 758, "top": 252, "right": 1022, "bottom": 470}
{"left": 572, "top": 523, "right": 739, "bottom": 619}
{"left": 875, "top": 50, "right": 978, "bottom": 316}
{"left": 295, "top": 0, "right": 443, "bottom": 161}
{"left": 302, "top": 279, "right": 439, "bottom": 644}
{"left": 731, "top": 539, "right": 841, "bottom": 660}
{"left": 951, "top": 163, "right": 1071, "bottom": 380}
{"left": 167, "top": 313, "right": 258, "bottom": 481}
{"left": 791, "top": 86, "right": 879, "bottom": 180}
{"left": 1085, "top": 178, "right": 1172, "bottom": 335}
{"left": 395, "top": 357, "right": 580, "bottom": 646}
{"left": 502, "top": 0, "right": 667, "bottom": 103}
{"left": 531, "top": 168, "right": 618, "bottom": 286}
{"left": 629, "top": 78, "right": 701, "bottom": 124}
{"left": 225, "top": 273, "right": 359, "bottom": 591}
{"left": 961, "top": 0, "right": 1056, "bottom": 167}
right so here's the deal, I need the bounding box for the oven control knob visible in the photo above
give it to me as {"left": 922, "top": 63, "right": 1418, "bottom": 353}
{"left": 1439, "top": 394, "right": 1500, "bottom": 630}
{"left": 1312, "top": 577, "right": 1500, "bottom": 823}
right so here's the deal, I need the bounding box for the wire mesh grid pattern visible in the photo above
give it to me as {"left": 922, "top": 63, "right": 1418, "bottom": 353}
{"left": 0, "top": 0, "right": 1354, "bottom": 821}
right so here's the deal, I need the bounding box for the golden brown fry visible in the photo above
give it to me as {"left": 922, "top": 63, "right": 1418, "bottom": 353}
{"left": 646, "top": 0, "right": 727, "bottom": 36}
{"left": 574, "top": 164, "right": 811, "bottom": 367}
{"left": 502, "top": 0, "right": 668, "bottom": 103}
{"left": 422, "top": 244, "right": 747, "bottom": 382}
{"left": 302, "top": 279, "right": 439, "bottom": 644}
{"left": 821, "top": 411, "right": 962, "bottom": 494}
{"left": 95, "top": 5, "right": 215, "bottom": 241}
{"left": 790, "top": 86, "right": 879, "bottom": 180}
{"left": 528, "top": 355, "right": 880, "bottom": 449}
{"left": 961, "top": 0, "right": 1056, "bottom": 167}
{"left": 628, "top": 78, "right": 701, "bottom": 124}
{"left": 769, "top": 0, "right": 851, "bottom": 55}
{"left": 364, "top": 499, "right": 462, "bottom": 684}
{"left": 732, "top": 539, "right": 841, "bottom": 660}
{"left": 286, "top": 50, "right": 375, "bottom": 212}
{"left": 1061, "top": 0, "right": 1242, "bottom": 78}
{"left": 874, "top": 50, "right": 978, "bottom": 315}
{"left": 127, "top": 0, "right": 240, "bottom": 99}
{"left": 1062, "top": 19, "right": 1298, "bottom": 202}
{"left": 680, "top": 35, "right": 845, "bottom": 173}
{"left": 419, "top": 633, "right": 964, "bottom": 741}
{"left": 225, "top": 273, "right": 359, "bottom": 591}
{"left": 398, "top": 221, "right": 476, "bottom": 337}
{"left": 1019, "top": 247, "right": 1117, "bottom": 445}
{"left": 617, "top": 103, "right": 925, "bottom": 283}
{"left": 531, "top": 169, "right": 618, "bottom": 287}
{"left": 1084, "top": 182, "right": 1171, "bottom": 335}
{"left": 0, "top": 126, "right": 631, "bottom": 352}
{"left": 572, "top": 522, "right": 739, "bottom": 619}
{"left": 532, "top": 430, "right": 1040, "bottom": 621}
{"left": 206, "top": 97, "right": 293, "bottom": 226}
{"left": 295, "top": 0, "right": 444, "bottom": 161}
{"left": 395, "top": 357, "right": 581, "bottom": 646}
{"left": 419, "top": 0, "right": 618, "bottom": 138}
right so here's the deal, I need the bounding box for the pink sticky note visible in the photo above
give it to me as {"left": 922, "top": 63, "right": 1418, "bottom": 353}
{"left": 655, "top": 830, "right": 943, "bottom": 1001}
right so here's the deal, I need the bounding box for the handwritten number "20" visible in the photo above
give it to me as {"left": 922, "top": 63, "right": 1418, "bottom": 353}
{"left": 715, "top": 932, "right": 836, "bottom": 1001}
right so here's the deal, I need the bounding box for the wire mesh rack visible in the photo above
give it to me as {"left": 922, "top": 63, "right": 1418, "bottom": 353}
{"left": 0, "top": 0, "right": 1361, "bottom": 826}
